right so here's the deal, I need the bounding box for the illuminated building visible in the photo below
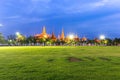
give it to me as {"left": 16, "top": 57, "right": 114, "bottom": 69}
{"left": 60, "top": 29, "right": 65, "bottom": 41}
{"left": 51, "top": 32, "right": 57, "bottom": 41}
{"left": 35, "top": 26, "right": 50, "bottom": 39}
{"left": 81, "top": 37, "right": 87, "bottom": 41}
{"left": 34, "top": 27, "right": 83, "bottom": 43}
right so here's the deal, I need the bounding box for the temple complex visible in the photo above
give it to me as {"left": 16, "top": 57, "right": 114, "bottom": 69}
{"left": 35, "top": 26, "right": 50, "bottom": 39}
{"left": 35, "top": 26, "right": 87, "bottom": 42}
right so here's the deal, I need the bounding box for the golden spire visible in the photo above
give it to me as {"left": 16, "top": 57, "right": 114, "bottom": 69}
{"left": 60, "top": 29, "right": 65, "bottom": 40}
{"left": 42, "top": 26, "right": 46, "bottom": 34}
{"left": 51, "top": 32, "right": 56, "bottom": 39}
{"left": 58, "top": 35, "right": 60, "bottom": 39}
{"left": 75, "top": 34, "right": 78, "bottom": 38}
{"left": 51, "top": 32, "right": 57, "bottom": 41}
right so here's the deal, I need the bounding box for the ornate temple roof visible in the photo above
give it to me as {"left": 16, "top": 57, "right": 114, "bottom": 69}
{"left": 82, "top": 37, "right": 87, "bottom": 41}
{"left": 51, "top": 32, "right": 57, "bottom": 41}
{"left": 35, "top": 26, "right": 50, "bottom": 39}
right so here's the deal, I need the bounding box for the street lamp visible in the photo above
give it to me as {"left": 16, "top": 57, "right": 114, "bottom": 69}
{"left": 68, "top": 34, "right": 74, "bottom": 40}
{"left": 16, "top": 32, "right": 20, "bottom": 36}
{"left": 99, "top": 35, "right": 105, "bottom": 40}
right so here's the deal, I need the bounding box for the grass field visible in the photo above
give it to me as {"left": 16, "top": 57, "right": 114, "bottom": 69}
{"left": 0, "top": 46, "right": 120, "bottom": 80}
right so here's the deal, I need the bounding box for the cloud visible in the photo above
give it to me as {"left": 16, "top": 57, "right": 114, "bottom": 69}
{"left": 54, "top": 0, "right": 120, "bottom": 14}
{"left": 5, "top": 16, "right": 20, "bottom": 19}
{"left": 0, "top": 24, "right": 3, "bottom": 27}
{"left": 92, "top": 0, "right": 120, "bottom": 7}
{"left": 78, "top": 13, "right": 120, "bottom": 32}
{"left": 31, "top": 0, "right": 51, "bottom": 3}
{"left": 92, "top": 0, "right": 109, "bottom": 7}
{"left": 20, "top": 17, "right": 45, "bottom": 23}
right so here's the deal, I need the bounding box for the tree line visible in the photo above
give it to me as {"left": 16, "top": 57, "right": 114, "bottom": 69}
{"left": 0, "top": 33, "right": 120, "bottom": 46}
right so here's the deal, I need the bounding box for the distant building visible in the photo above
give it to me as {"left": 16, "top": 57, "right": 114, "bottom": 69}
{"left": 51, "top": 32, "right": 57, "bottom": 41}
{"left": 60, "top": 29, "right": 65, "bottom": 41}
{"left": 34, "top": 26, "right": 88, "bottom": 43}
{"left": 81, "top": 37, "right": 87, "bottom": 41}
{"left": 74, "top": 35, "right": 80, "bottom": 41}
{"left": 35, "top": 26, "right": 50, "bottom": 39}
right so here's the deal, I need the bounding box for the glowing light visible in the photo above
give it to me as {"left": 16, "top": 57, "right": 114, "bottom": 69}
{"left": 44, "top": 35, "right": 47, "bottom": 38}
{"left": 68, "top": 34, "right": 74, "bottom": 40}
{"left": 9, "top": 40, "right": 12, "bottom": 42}
{"left": 99, "top": 35, "right": 105, "bottom": 40}
{"left": 16, "top": 32, "right": 20, "bottom": 36}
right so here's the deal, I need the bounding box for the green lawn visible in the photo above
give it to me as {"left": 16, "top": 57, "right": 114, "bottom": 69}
{"left": 0, "top": 46, "right": 120, "bottom": 80}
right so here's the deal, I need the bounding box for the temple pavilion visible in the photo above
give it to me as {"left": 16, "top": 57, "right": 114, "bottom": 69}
{"left": 35, "top": 26, "right": 50, "bottom": 39}
{"left": 51, "top": 32, "right": 57, "bottom": 41}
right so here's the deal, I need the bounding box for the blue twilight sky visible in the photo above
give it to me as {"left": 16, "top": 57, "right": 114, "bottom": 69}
{"left": 0, "top": 0, "right": 120, "bottom": 38}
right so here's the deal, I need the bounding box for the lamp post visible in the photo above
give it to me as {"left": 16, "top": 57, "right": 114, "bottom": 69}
{"left": 99, "top": 35, "right": 106, "bottom": 46}
{"left": 68, "top": 34, "right": 75, "bottom": 46}
{"left": 99, "top": 35, "right": 105, "bottom": 40}
{"left": 16, "top": 32, "right": 20, "bottom": 36}
{"left": 69, "top": 34, "right": 74, "bottom": 40}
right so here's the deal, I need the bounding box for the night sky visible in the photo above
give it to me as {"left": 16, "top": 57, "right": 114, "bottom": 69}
{"left": 0, "top": 0, "right": 120, "bottom": 39}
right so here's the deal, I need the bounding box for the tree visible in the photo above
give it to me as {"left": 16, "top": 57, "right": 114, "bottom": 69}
{"left": 26, "top": 36, "right": 37, "bottom": 45}
{"left": 113, "top": 38, "right": 120, "bottom": 46}
{"left": 105, "top": 38, "right": 112, "bottom": 46}
{"left": 16, "top": 33, "right": 26, "bottom": 45}
{"left": 100, "top": 40, "right": 108, "bottom": 46}
{"left": 46, "top": 38, "right": 52, "bottom": 46}
{"left": 87, "top": 39, "right": 94, "bottom": 46}
{"left": 39, "top": 38, "right": 46, "bottom": 46}
{"left": 7, "top": 35, "right": 16, "bottom": 45}
{"left": 0, "top": 33, "right": 6, "bottom": 44}
{"left": 56, "top": 39, "right": 61, "bottom": 45}
{"left": 94, "top": 38, "right": 101, "bottom": 45}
